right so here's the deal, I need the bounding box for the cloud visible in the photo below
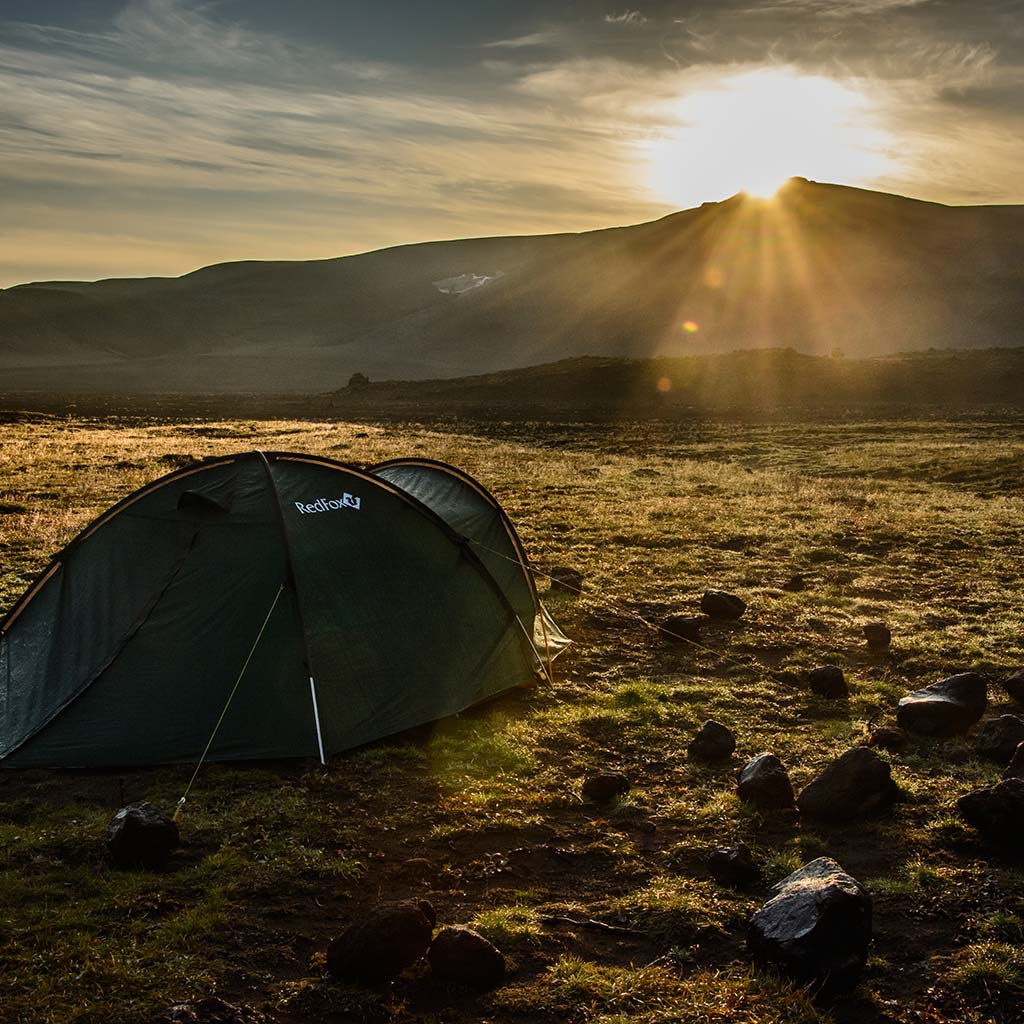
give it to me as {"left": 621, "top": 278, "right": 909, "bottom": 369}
{"left": 605, "top": 11, "right": 649, "bottom": 26}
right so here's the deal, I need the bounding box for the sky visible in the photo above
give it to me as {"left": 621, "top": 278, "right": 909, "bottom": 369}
{"left": 2, "top": 0, "right": 1023, "bottom": 286}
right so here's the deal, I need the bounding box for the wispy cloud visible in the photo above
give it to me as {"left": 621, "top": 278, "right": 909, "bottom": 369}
{"left": 605, "top": 11, "right": 649, "bottom": 26}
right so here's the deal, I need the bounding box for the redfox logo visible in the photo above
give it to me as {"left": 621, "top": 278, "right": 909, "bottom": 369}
{"left": 294, "top": 494, "right": 361, "bottom": 514}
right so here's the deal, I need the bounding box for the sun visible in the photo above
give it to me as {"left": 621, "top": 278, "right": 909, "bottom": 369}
{"left": 644, "top": 67, "right": 894, "bottom": 208}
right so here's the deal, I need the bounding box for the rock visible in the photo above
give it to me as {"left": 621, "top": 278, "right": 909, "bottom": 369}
{"left": 867, "top": 726, "right": 908, "bottom": 753}
{"left": 582, "top": 772, "right": 631, "bottom": 803}
{"left": 326, "top": 900, "right": 435, "bottom": 984}
{"left": 662, "top": 614, "right": 704, "bottom": 643}
{"left": 781, "top": 574, "right": 806, "bottom": 592}
{"left": 976, "top": 715, "right": 1024, "bottom": 764}
{"left": 737, "top": 753, "right": 794, "bottom": 810}
{"left": 863, "top": 622, "right": 892, "bottom": 652}
{"left": 701, "top": 590, "right": 746, "bottom": 620}
{"left": 896, "top": 673, "right": 988, "bottom": 736}
{"left": 797, "top": 748, "right": 899, "bottom": 821}
{"left": 548, "top": 566, "right": 583, "bottom": 594}
{"left": 1003, "top": 742, "right": 1024, "bottom": 780}
{"left": 1001, "top": 668, "right": 1024, "bottom": 704}
{"left": 687, "top": 720, "right": 736, "bottom": 761}
{"left": 107, "top": 803, "right": 179, "bottom": 869}
{"left": 808, "top": 665, "right": 848, "bottom": 698}
{"left": 428, "top": 925, "right": 506, "bottom": 989}
{"left": 957, "top": 778, "right": 1024, "bottom": 846}
{"left": 708, "top": 842, "right": 761, "bottom": 887}
{"left": 748, "top": 857, "right": 872, "bottom": 994}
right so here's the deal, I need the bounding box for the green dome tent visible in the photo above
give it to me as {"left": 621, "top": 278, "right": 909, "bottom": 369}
{"left": 0, "top": 452, "right": 567, "bottom": 768}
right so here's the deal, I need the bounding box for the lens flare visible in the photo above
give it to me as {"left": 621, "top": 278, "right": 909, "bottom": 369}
{"left": 682, "top": 320, "right": 700, "bottom": 333}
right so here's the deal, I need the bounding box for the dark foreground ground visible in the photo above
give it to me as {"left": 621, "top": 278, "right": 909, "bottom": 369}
{"left": 1, "top": 409, "right": 1022, "bottom": 1024}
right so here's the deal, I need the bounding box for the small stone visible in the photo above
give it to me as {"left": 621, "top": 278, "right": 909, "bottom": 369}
{"left": 701, "top": 590, "right": 747, "bottom": 620}
{"left": 428, "top": 925, "right": 506, "bottom": 989}
{"left": 957, "top": 778, "right": 1024, "bottom": 847}
{"left": 867, "top": 726, "right": 908, "bottom": 753}
{"left": 708, "top": 842, "right": 761, "bottom": 887}
{"left": 897, "top": 673, "right": 988, "bottom": 736}
{"left": 107, "top": 803, "right": 179, "bottom": 869}
{"left": 1001, "top": 668, "right": 1024, "bottom": 704}
{"left": 748, "top": 857, "right": 872, "bottom": 995}
{"left": 737, "top": 753, "right": 794, "bottom": 810}
{"left": 326, "top": 900, "right": 435, "bottom": 984}
{"left": 152, "top": 997, "right": 266, "bottom": 1023}
{"left": 781, "top": 574, "right": 806, "bottom": 592}
{"left": 808, "top": 666, "right": 848, "bottom": 698}
{"left": 548, "top": 566, "right": 583, "bottom": 594}
{"left": 662, "top": 614, "right": 704, "bottom": 643}
{"left": 582, "top": 772, "right": 631, "bottom": 803}
{"left": 797, "top": 748, "right": 899, "bottom": 821}
{"left": 1003, "top": 742, "right": 1024, "bottom": 780}
{"left": 687, "top": 720, "right": 736, "bottom": 761}
{"left": 863, "top": 622, "right": 892, "bottom": 652}
{"left": 976, "top": 715, "right": 1024, "bottom": 765}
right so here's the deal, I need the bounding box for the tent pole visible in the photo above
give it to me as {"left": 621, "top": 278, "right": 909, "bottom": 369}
{"left": 308, "top": 676, "right": 326, "bottom": 765}
{"left": 256, "top": 451, "right": 327, "bottom": 765}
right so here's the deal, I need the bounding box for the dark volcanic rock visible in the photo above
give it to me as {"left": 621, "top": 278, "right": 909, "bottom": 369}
{"left": 957, "top": 778, "right": 1024, "bottom": 846}
{"left": 548, "top": 566, "right": 583, "bottom": 594}
{"left": 326, "top": 900, "right": 435, "bottom": 984}
{"left": 1004, "top": 742, "right": 1024, "bottom": 780}
{"left": 797, "top": 748, "right": 899, "bottom": 821}
{"left": 976, "top": 715, "right": 1024, "bottom": 765}
{"left": 107, "top": 803, "right": 179, "bottom": 869}
{"left": 428, "top": 925, "right": 506, "bottom": 989}
{"left": 1001, "top": 668, "right": 1024, "bottom": 704}
{"left": 701, "top": 589, "right": 747, "bottom": 620}
{"left": 808, "top": 665, "right": 848, "bottom": 698}
{"left": 737, "top": 753, "right": 795, "bottom": 810}
{"left": 781, "top": 574, "right": 806, "bottom": 592}
{"left": 867, "top": 725, "right": 908, "bottom": 752}
{"left": 863, "top": 622, "right": 892, "bottom": 652}
{"left": 687, "top": 720, "right": 736, "bottom": 761}
{"left": 748, "top": 857, "right": 872, "bottom": 995}
{"left": 708, "top": 842, "right": 761, "bottom": 887}
{"left": 896, "top": 673, "right": 988, "bottom": 736}
{"left": 662, "top": 614, "right": 704, "bottom": 643}
{"left": 582, "top": 772, "right": 631, "bottom": 803}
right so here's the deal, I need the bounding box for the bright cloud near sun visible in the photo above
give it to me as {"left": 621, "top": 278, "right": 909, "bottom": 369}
{"left": 644, "top": 67, "right": 898, "bottom": 207}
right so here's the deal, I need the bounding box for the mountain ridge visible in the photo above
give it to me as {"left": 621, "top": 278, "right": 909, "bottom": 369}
{"left": 3, "top": 178, "right": 1023, "bottom": 394}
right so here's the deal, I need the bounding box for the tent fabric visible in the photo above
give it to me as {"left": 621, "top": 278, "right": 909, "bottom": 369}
{"left": 0, "top": 451, "right": 565, "bottom": 768}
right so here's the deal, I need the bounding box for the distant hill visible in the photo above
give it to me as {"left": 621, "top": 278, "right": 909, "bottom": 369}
{"left": 327, "top": 348, "right": 1024, "bottom": 418}
{"left": 3, "top": 178, "right": 1024, "bottom": 394}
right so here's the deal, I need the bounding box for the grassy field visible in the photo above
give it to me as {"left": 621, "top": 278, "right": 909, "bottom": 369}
{"left": 1, "top": 410, "right": 1023, "bottom": 1024}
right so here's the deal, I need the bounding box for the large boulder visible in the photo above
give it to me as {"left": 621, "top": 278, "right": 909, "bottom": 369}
{"left": 1004, "top": 742, "right": 1024, "bottom": 780}
{"left": 797, "top": 748, "right": 899, "bottom": 821}
{"left": 748, "top": 857, "right": 872, "bottom": 994}
{"left": 737, "top": 754, "right": 795, "bottom": 810}
{"left": 976, "top": 715, "right": 1024, "bottom": 765}
{"left": 107, "top": 803, "right": 179, "bottom": 869}
{"left": 428, "top": 925, "right": 506, "bottom": 989}
{"left": 582, "top": 772, "right": 631, "bottom": 803}
{"left": 326, "top": 900, "right": 435, "bottom": 984}
{"left": 896, "top": 673, "right": 987, "bottom": 737}
{"left": 708, "top": 842, "right": 761, "bottom": 888}
{"left": 957, "top": 778, "right": 1024, "bottom": 847}
{"left": 687, "top": 720, "right": 736, "bottom": 761}
{"left": 808, "top": 666, "right": 848, "bottom": 699}
{"left": 1001, "top": 667, "right": 1024, "bottom": 704}
{"left": 701, "top": 590, "right": 746, "bottom": 620}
